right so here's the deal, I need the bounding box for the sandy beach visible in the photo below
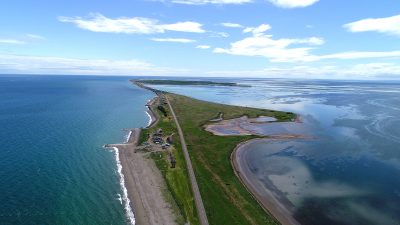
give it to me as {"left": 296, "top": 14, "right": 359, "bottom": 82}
{"left": 231, "top": 138, "right": 300, "bottom": 225}
{"left": 145, "top": 97, "right": 158, "bottom": 128}
{"left": 107, "top": 128, "right": 177, "bottom": 225}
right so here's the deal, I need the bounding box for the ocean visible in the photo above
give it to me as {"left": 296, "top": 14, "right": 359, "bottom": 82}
{"left": 149, "top": 79, "right": 400, "bottom": 225}
{"left": 1, "top": 76, "right": 400, "bottom": 225}
{"left": 0, "top": 75, "right": 154, "bottom": 225}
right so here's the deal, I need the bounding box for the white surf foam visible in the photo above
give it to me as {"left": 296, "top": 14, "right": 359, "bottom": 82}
{"left": 112, "top": 147, "right": 136, "bottom": 225}
{"left": 145, "top": 108, "right": 153, "bottom": 127}
{"left": 125, "top": 130, "right": 133, "bottom": 143}
{"left": 117, "top": 193, "right": 123, "bottom": 205}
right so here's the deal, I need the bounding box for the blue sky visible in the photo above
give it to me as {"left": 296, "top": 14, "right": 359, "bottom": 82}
{"left": 1, "top": 0, "right": 400, "bottom": 79}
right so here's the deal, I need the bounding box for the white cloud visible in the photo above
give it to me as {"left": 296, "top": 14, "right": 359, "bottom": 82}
{"left": 162, "top": 0, "right": 319, "bottom": 7}
{"left": 206, "top": 63, "right": 400, "bottom": 79}
{"left": 214, "top": 34, "right": 325, "bottom": 62}
{"left": 300, "top": 37, "right": 324, "bottom": 45}
{"left": 0, "top": 34, "right": 45, "bottom": 45}
{"left": 267, "top": 0, "right": 319, "bottom": 8}
{"left": 243, "top": 24, "right": 271, "bottom": 36}
{"left": 2, "top": 54, "right": 399, "bottom": 79}
{"left": 170, "top": 0, "right": 252, "bottom": 5}
{"left": 321, "top": 51, "right": 400, "bottom": 60}
{"left": 215, "top": 35, "right": 400, "bottom": 62}
{"left": 346, "top": 63, "right": 400, "bottom": 77}
{"left": 209, "top": 31, "right": 230, "bottom": 38}
{"left": 151, "top": 38, "right": 196, "bottom": 43}
{"left": 160, "top": 22, "right": 205, "bottom": 33}
{"left": 220, "top": 22, "right": 244, "bottom": 28}
{"left": 196, "top": 45, "right": 211, "bottom": 49}
{"left": 26, "top": 34, "right": 46, "bottom": 40}
{"left": 214, "top": 24, "right": 400, "bottom": 62}
{"left": 344, "top": 14, "right": 400, "bottom": 36}
{"left": 59, "top": 13, "right": 205, "bottom": 34}
{"left": 0, "top": 54, "right": 187, "bottom": 76}
{"left": 0, "top": 39, "right": 26, "bottom": 45}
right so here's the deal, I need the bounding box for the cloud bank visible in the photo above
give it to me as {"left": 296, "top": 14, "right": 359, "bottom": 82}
{"left": 169, "top": 0, "right": 252, "bottom": 5}
{"left": 0, "top": 54, "right": 187, "bottom": 76}
{"left": 59, "top": 13, "right": 205, "bottom": 34}
{"left": 344, "top": 14, "right": 400, "bottom": 36}
{"left": 162, "top": 0, "right": 318, "bottom": 7}
{"left": 267, "top": 0, "right": 319, "bottom": 8}
{"left": 0, "top": 39, "right": 26, "bottom": 45}
{"left": 213, "top": 23, "right": 400, "bottom": 62}
{"left": 151, "top": 38, "right": 196, "bottom": 43}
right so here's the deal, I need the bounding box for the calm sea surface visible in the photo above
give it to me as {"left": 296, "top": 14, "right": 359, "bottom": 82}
{"left": 0, "top": 75, "right": 153, "bottom": 225}
{"left": 150, "top": 79, "right": 400, "bottom": 225}
{"left": 1, "top": 76, "right": 399, "bottom": 225}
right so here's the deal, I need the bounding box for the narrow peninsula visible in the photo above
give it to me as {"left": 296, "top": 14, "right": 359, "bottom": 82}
{"left": 108, "top": 80, "right": 299, "bottom": 225}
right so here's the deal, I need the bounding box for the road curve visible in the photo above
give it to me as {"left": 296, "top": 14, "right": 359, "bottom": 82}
{"left": 164, "top": 94, "right": 210, "bottom": 225}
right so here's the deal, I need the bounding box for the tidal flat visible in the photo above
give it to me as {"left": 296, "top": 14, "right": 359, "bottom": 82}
{"left": 148, "top": 79, "right": 400, "bottom": 225}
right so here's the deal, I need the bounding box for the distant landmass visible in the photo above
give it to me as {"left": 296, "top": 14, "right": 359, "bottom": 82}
{"left": 137, "top": 79, "right": 250, "bottom": 87}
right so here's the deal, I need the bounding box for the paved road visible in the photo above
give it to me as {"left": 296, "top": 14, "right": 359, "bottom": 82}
{"left": 164, "top": 94, "right": 210, "bottom": 225}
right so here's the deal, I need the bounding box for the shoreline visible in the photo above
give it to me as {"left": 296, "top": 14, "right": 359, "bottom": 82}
{"left": 113, "top": 145, "right": 136, "bottom": 225}
{"left": 106, "top": 128, "right": 177, "bottom": 225}
{"left": 105, "top": 129, "right": 146, "bottom": 225}
{"left": 145, "top": 97, "right": 158, "bottom": 128}
{"left": 104, "top": 91, "right": 172, "bottom": 225}
{"left": 130, "top": 80, "right": 300, "bottom": 225}
{"left": 231, "top": 138, "right": 300, "bottom": 225}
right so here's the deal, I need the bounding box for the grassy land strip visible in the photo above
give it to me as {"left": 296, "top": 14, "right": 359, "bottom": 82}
{"left": 166, "top": 93, "right": 296, "bottom": 225}
{"left": 140, "top": 99, "right": 200, "bottom": 225}
{"left": 137, "top": 79, "right": 249, "bottom": 87}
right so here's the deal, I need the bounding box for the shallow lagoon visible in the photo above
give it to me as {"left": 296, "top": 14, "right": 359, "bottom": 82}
{"left": 150, "top": 79, "right": 400, "bottom": 225}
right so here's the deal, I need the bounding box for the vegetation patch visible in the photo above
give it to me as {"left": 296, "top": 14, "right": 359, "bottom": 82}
{"left": 157, "top": 105, "right": 168, "bottom": 117}
{"left": 137, "top": 79, "right": 250, "bottom": 87}
{"left": 140, "top": 99, "right": 199, "bottom": 225}
{"left": 166, "top": 93, "right": 296, "bottom": 225}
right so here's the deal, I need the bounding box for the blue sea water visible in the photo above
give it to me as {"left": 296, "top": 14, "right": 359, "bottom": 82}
{"left": 1, "top": 76, "right": 399, "bottom": 225}
{"left": 0, "top": 75, "right": 154, "bottom": 225}
{"left": 149, "top": 79, "right": 400, "bottom": 225}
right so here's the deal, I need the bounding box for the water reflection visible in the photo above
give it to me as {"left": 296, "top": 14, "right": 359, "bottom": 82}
{"left": 150, "top": 79, "right": 400, "bottom": 224}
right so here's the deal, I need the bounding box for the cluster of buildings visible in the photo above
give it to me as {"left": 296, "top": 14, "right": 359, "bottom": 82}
{"left": 151, "top": 129, "right": 164, "bottom": 144}
{"left": 150, "top": 128, "right": 176, "bottom": 168}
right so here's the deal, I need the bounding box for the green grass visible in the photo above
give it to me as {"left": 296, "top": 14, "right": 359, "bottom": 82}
{"left": 166, "top": 93, "right": 296, "bottom": 225}
{"left": 138, "top": 128, "right": 150, "bottom": 144}
{"left": 140, "top": 100, "right": 199, "bottom": 225}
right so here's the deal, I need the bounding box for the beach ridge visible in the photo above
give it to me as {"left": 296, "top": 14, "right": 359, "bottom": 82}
{"left": 231, "top": 138, "right": 300, "bottom": 225}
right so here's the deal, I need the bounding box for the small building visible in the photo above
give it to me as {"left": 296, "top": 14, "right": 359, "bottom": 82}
{"left": 166, "top": 135, "right": 173, "bottom": 144}
{"left": 169, "top": 153, "right": 176, "bottom": 168}
{"left": 152, "top": 136, "right": 163, "bottom": 144}
{"left": 153, "top": 129, "right": 163, "bottom": 137}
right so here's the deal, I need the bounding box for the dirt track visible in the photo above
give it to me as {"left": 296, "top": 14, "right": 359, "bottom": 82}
{"left": 165, "top": 95, "right": 210, "bottom": 225}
